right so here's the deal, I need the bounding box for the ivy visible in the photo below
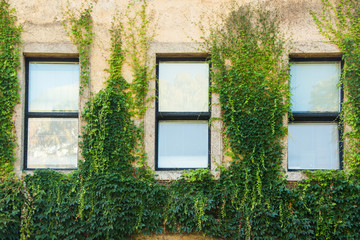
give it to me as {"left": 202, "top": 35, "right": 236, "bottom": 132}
{"left": 125, "top": 0, "right": 153, "bottom": 118}
{"left": 312, "top": 0, "right": 360, "bottom": 175}
{"left": 166, "top": 2, "right": 360, "bottom": 239}
{"left": 199, "top": 4, "right": 290, "bottom": 239}
{"left": 0, "top": 177, "right": 23, "bottom": 239}
{"left": 295, "top": 171, "right": 360, "bottom": 239}
{"left": 0, "top": 0, "right": 22, "bottom": 239}
{"left": 165, "top": 169, "right": 219, "bottom": 234}
{"left": 123, "top": 0, "right": 155, "bottom": 171}
{"left": 63, "top": 1, "right": 94, "bottom": 94}
{"left": 0, "top": 0, "right": 21, "bottom": 177}
{"left": 19, "top": 2, "right": 166, "bottom": 239}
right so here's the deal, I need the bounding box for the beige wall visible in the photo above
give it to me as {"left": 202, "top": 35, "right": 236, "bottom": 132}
{"left": 11, "top": 0, "right": 341, "bottom": 180}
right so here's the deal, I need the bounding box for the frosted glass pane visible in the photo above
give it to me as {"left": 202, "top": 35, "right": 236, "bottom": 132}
{"left": 288, "top": 123, "right": 339, "bottom": 170}
{"left": 158, "top": 121, "right": 208, "bottom": 168}
{"left": 159, "top": 62, "right": 209, "bottom": 112}
{"left": 29, "top": 62, "right": 79, "bottom": 112}
{"left": 27, "top": 118, "right": 78, "bottom": 168}
{"left": 290, "top": 62, "right": 340, "bottom": 112}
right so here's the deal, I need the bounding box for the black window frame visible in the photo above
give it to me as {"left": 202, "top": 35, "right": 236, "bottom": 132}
{"left": 288, "top": 57, "right": 344, "bottom": 171}
{"left": 24, "top": 57, "right": 79, "bottom": 170}
{"left": 155, "top": 57, "right": 211, "bottom": 171}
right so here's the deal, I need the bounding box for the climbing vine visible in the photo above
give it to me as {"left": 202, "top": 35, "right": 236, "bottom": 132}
{"left": 20, "top": 1, "right": 166, "bottom": 239}
{"left": 63, "top": 1, "right": 94, "bottom": 94}
{"left": 312, "top": 0, "right": 360, "bottom": 174}
{"left": 0, "top": 0, "right": 23, "bottom": 239}
{"left": 194, "top": 4, "right": 290, "bottom": 238}
{"left": 166, "top": 2, "right": 360, "bottom": 239}
{"left": 125, "top": 0, "right": 154, "bottom": 118}
{"left": 76, "top": 14, "right": 164, "bottom": 238}
{"left": 0, "top": 0, "right": 21, "bottom": 177}
{"left": 123, "top": 0, "right": 155, "bottom": 171}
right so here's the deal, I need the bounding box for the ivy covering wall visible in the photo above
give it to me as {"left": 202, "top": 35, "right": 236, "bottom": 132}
{"left": 0, "top": 0, "right": 360, "bottom": 239}
{"left": 0, "top": 0, "right": 23, "bottom": 238}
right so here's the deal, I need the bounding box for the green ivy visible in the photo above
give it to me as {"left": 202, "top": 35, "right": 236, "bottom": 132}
{"left": 63, "top": 2, "right": 94, "bottom": 94}
{"left": 22, "top": 170, "right": 83, "bottom": 239}
{"left": 296, "top": 171, "right": 360, "bottom": 239}
{"left": 125, "top": 0, "right": 153, "bottom": 118}
{"left": 312, "top": 0, "right": 360, "bottom": 175}
{"left": 0, "top": 0, "right": 22, "bottom": 239}
{"left": 200, "top": 5, "right": 290, "bottom": 239}
{"left": 21, "top": 2, "right": 166, "bottom": 239}
{"left": 165, "top": 169, "right": 219, "bottom": 234}
{"left": 0, "top": 177, "right": 23, "bottom": 239}
{"left": 0, "top": 0, "right": 21, "bottom": 176}
{"left": 124, "top": 0, "right": 155, "bottom": 172}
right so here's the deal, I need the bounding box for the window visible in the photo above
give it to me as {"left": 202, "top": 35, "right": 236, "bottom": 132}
{"left": 156, "top": 58, "right": 210, "bottom": 170}
{"left": 24, "top": 58, "right": 79, "bottom": 169}
{"left": 288, "top": 58, "right": 342, "bottom": 170}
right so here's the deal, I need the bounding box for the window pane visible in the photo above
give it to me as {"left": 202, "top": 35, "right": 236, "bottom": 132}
{"left": 27, "top": 118, "right": 78, "bottom": 169}
{"left": 29, "top": 62, "right": 79, "bottom": 112}
{"left": 288, "top": 123, "right": 339, "bottom": 170}
{"left": 158, "top": 121, "right": 208, "bottom": 168}
{"left": 290, "top": 62, "right": 340, "bottom": 112}
{"left": 159, "top": 62, "right": 209, "bottom": 112}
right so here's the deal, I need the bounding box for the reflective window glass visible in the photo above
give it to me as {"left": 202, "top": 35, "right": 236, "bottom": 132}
{"left": 29, "top": 63, "right": 79, "bottom": 112}
{"left": 159, "top": 62, "right": 209, "bottom": 112}
{"left": 158, "top": 121, "right": 208, "bottom": 168}
{"left": 288, "top": 123, "right": 339, "bottom": 170}
{"left": 290, "top": 62, "right": 340, "bottom": 112}
{"left": 27, "top": 118, "right": 78, "bottom": 169}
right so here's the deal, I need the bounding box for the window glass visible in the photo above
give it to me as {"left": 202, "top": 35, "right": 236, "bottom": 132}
{"left": 290, "top": 62, "right": 340, "bottom": 112}
{"left": 158, "top": 121, "right": 208, "bottom": 168}
{"left": 288, "top": 123, "right": 339, "bottom": 170}
{"left": 29, "top": 63, "right": 79, "bottom": 112}
{"left": 27, "top": 118, "right": 78, "bottom": 169}
{"left": 159, "top": 62, "right": 209, "bottom": 112}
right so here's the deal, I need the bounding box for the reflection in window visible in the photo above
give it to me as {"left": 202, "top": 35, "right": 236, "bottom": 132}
{"left": 288, "top": 59, "right": 341, "bottom": 170}
{"left": 288, "top": 123, "right": 339, "bottom": 170}
{"left": 29, "top": 63, "right": 79, "bottom": 112}
{"left": 25, "top": 60, "right": 79, "bottom": 169}
{"left": 290, "top": 62, "right": 340, "bottom": 112}
{"left": 158, "top": 121, "right": 208, "bottom": 168}
{"left": 159, "top": 62, "right": 209, "bottom": 112}
{"left": 157, "top": 59, "right": 210, "bottom": 170}
{"left": 27, "top": 119, "right": 78, "bottom": 168}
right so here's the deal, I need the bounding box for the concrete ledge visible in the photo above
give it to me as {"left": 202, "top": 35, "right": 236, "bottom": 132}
{"left": 285, "top": 171, "right": 307, "bottom": 182}
{"left": 290, "top": 41, "right": 341, "bottom": 58}
{"left": 134, "top": 233, "right": 219, "bottom": 240}
{"left": 23, "top": 42, "right": 78, "bottom": 58}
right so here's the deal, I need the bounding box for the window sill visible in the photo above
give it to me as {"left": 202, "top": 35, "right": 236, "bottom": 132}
{"left": 285, "top": 171, "right": 307, "bottom": 182}
{"left": 154, "top": 169, "right": 220, "bottom": 181}
{"left": 22, "top": 169, "right": 77, "bottom": 176}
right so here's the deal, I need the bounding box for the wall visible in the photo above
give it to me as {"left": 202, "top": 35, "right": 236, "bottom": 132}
{"left": 11, "top": 0, "right": 340, "bottom": 185}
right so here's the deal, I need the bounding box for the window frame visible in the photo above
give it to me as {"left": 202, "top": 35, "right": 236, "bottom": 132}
{"left": 24, "top": 57, "right": 79, "bottom": 170}
{"left": 288, "top": 57, "right": 344, "bottom": 171}
{"left": 155, "top": 57, "right": 211, "bottom": 171}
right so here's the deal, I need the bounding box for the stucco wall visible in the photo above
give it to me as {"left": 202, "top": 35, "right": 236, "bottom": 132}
{"left": 11, "top": 0, "right": 340, "bottom": 187}
{"left": 7, "top": 0, "right": 343, "bottom": 238}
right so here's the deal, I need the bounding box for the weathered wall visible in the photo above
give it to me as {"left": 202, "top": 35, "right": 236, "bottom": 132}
{"left": 7, "top": 0, "right": 342, "bottom": 238}
{"left": 10, "top": 0, "right": 340, "bottom": 186}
